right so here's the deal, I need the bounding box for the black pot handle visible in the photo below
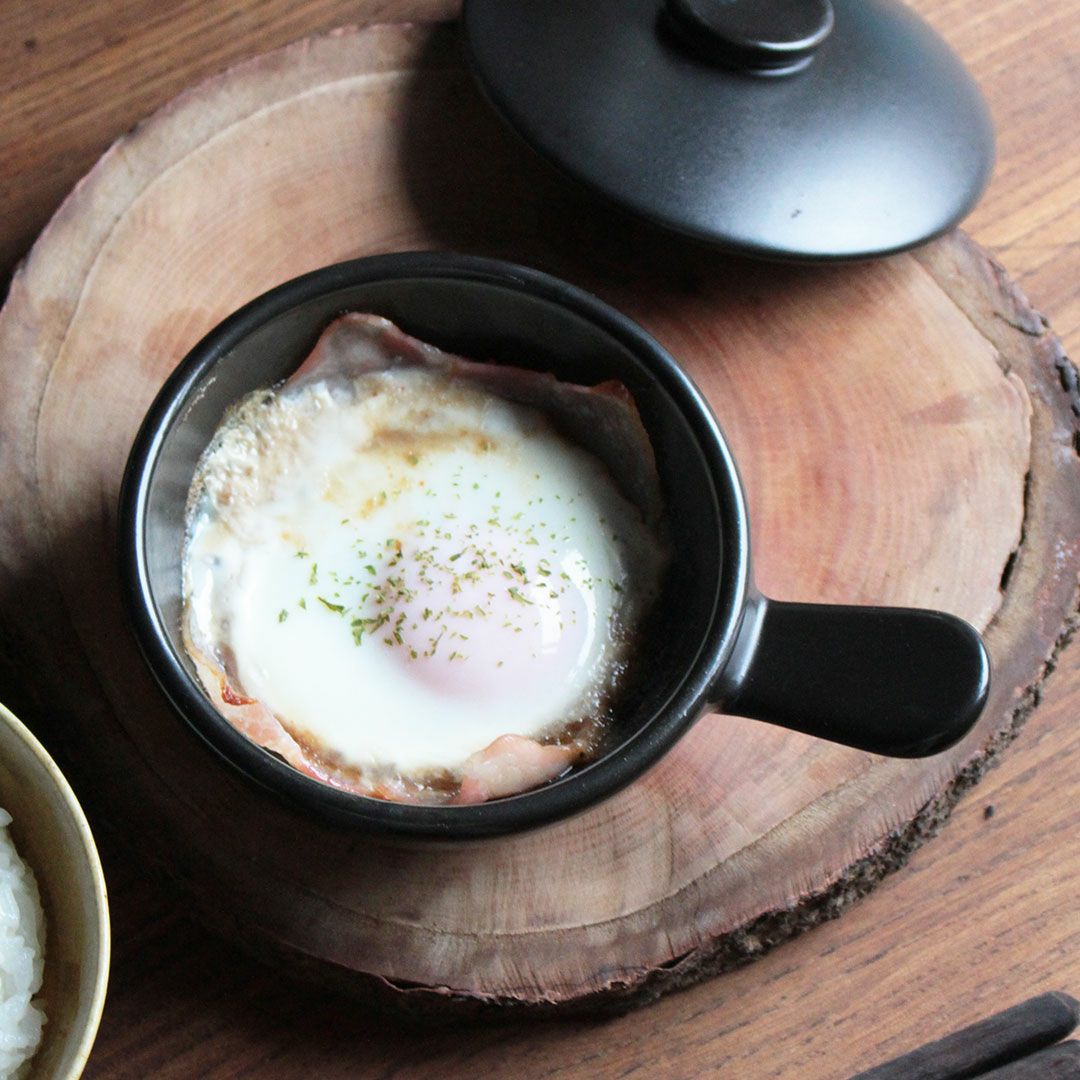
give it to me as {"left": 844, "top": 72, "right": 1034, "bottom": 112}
{"left": 713, "top": 595, "right": 991, "bottom": 757}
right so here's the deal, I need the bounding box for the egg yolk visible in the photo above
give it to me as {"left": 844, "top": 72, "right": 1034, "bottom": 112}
{"left": 366, "top": 529, "right": 594, "bottom": 701}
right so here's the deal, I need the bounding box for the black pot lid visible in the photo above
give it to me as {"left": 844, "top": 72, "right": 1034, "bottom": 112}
{"left": 463, "top": 0, "right": 994, "bottom": 261}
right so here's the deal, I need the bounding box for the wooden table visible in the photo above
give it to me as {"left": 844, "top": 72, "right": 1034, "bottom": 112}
{"left": 2, "top": 2, "right": 1078, "bottom": 1076}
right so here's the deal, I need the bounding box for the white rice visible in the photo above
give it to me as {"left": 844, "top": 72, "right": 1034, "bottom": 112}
{"left": 0, "top": 809, "right": 44, "bottom": 1079}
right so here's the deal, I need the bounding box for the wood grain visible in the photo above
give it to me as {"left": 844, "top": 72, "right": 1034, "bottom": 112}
{"left": 0, "top": 0, "right": 1077, "bottom": 1076}
{"left": 3, "top": 16, "right": 1076, "bottom": 1014}
{"left": 80, "top": 639, "right": 1080, "bottom": 1078}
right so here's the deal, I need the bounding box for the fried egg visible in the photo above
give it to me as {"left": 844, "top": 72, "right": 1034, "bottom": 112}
{"left": 182, "top": 317, "right": 667, "bottom": 803}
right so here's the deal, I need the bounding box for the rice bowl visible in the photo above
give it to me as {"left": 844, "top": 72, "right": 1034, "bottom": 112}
{"left": 0, "top": 704, "right": 108, "bottom": 1078}
{"left": 0, "top": 808, "right": 46, "bottom": 1077}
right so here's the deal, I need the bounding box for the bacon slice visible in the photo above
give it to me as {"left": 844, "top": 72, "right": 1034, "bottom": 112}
{"left": 454, "top": 736, "right": 579, "bottom": 805}
{"left": 288, "top": 312, "right": 664, "bottom": 530}
{"left": 186, "top": 637, "right": 332, "bottom": 784}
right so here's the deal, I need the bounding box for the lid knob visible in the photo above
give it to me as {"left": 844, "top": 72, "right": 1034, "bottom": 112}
{"left": 665, "top": 0, "right": 835, "bottom": 74}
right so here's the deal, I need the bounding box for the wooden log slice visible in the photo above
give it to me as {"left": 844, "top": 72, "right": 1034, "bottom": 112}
{"left": 0, "top": 23, "right": 1077, "bottom": 1015}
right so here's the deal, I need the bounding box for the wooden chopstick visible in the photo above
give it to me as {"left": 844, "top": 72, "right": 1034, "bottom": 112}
{"left": 849, "top": 991, "right": 1079, "bottom": 1080}
{"left": 977, "top": 1040, "right": 1080, "bottom": 1077}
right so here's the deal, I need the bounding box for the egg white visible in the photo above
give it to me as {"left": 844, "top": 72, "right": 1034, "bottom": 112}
{"left": 184, "top": 368, "right": 664, "bottom": 778}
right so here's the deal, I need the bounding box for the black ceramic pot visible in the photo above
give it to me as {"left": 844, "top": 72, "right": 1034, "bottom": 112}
{"left": 119, "top": 253, "right": 990, "bottom": 838}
